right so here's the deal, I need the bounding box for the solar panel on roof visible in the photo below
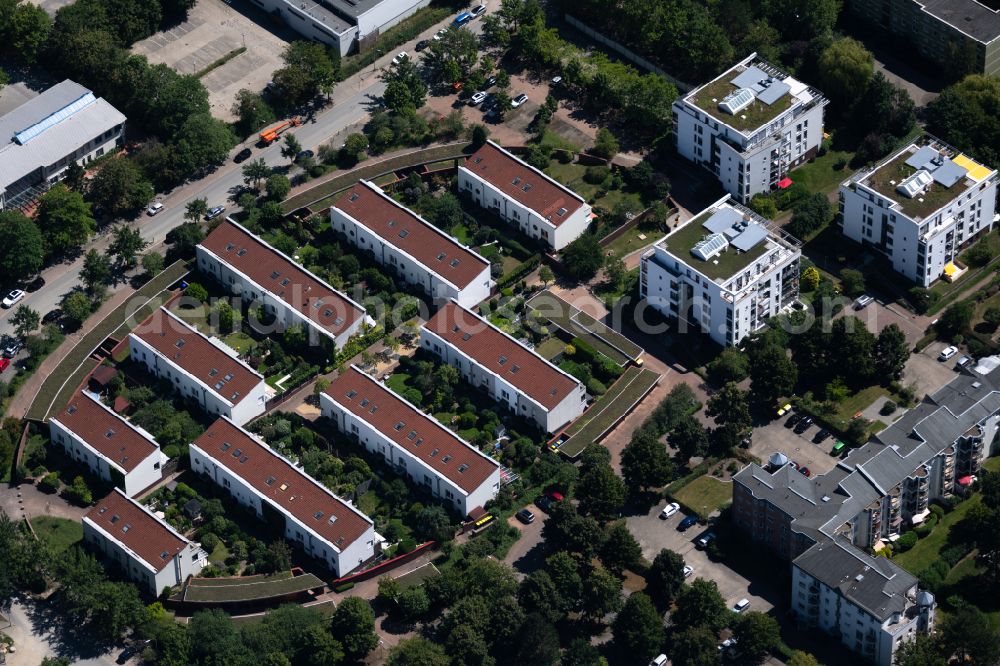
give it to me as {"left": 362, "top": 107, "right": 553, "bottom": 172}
{"left": 905, "top": 146, "right": 939, "bottom": 170}
{"left": 730, "top": 224, "right": 769, "bottom": 252}
{"left": 757, "top": 80, "right": 791, "bottom": 105}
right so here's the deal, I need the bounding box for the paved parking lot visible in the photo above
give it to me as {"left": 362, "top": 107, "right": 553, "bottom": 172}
{"left": 131, "top": 0, "right": 293, "bottom": 122}
{"left": 834, "top": 299, "right": 929, "bottom": 346}
{"left": 627, "top": 505, "right": 776, "bottom": 613}
{"left": 749, "top": 416, "right": 842, "bottom": 479}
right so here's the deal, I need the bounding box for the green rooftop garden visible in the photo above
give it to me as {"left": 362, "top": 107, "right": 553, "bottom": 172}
{"left": 690, "top": 69, "right": 793, "bottom": 134}
{"left": 660, "top": 210, "right": 770, "bottom": 282}
{"left": 864, "top": 150, "right": 971, "bottom": 221}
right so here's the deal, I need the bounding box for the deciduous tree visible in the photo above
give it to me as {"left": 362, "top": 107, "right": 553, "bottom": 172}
{"left": 612, "top": 592, "right": 664, "bottom": 660}
{"left": 0, "top": 211, "right": 44, "bottom": 281}
{"left": 11, "top": 305, "right": 39, "bottom": 339}
{"left": 37, "top": 184, "right": 96, "bottom": 256}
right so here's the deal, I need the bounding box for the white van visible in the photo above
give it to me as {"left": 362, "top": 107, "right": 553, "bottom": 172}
{"left": 649, "top": 655, "right": 668, "bottom": 666}
{"left": 733, "top": 598, "right": 751, "bottom": 613}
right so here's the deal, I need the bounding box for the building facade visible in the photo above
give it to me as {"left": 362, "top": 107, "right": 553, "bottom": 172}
{"left": 83, "top": 489, "right": 207, "bottom": 595}
{"left": 190, "top": 417, "right": 376, "bottom": 577}
{"left": 331, "top": 181, "right": 493, "bottom": 308}
{"left": 197, "top": 220, "right": 370, "bottom": 351}
{"left": 129, "top": 307, "right": 268, "bottom": 425}
{"left": 421, "top": 300, "right": 587, "bottom": 433}
{"left": 673, "top": 54, "right": 827, "bottom": 203}
{"left": 846, "top": 0, "right": 1000, "bottom": 77}
{"left": 458, "top": 141, "right": 592, "bottom": 250}
{"left": 49, "top": 391, "right": 164, "bottom": 497}
{"left": 839, "top": 136, "right": 998, "bottom": 286}
{"left": 640, "top": 195, "right": 801, "bottom": 346}
{"left": 0, "top": 80, "right": 125, "bottom": 211}
{"left": 322, "top": 366, "right": 502, "bottom": 516}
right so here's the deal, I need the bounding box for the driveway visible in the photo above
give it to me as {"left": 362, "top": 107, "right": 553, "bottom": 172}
{"left": 0, "top": 482, "right": 90, "bottom": 522}
{"left": 502, "top": 510, "right": 545, "bottom": 577}
{"left": 907, "top": 340, "right": 964, "bottom": 398}
{"left": 3, "top": 598, "right": 120, "bottom": 665}
{"left": 626, "top": 505, "right": 776, "bottom": 613}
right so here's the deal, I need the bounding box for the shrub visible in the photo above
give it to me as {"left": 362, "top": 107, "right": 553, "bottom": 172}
{"left": 333, "top": 581, "right": 355, "bottom": 593}
{"left": 880, "top": 400, "right": 897, "bottom": 416}
{"left": 896, "top": 531, "right": 918, "bottom": 551}
{"left": 185, "top": 282, "right": 209, "bottom": 302}
{"left": 398, "top": 537, "right": 417, "bottom": 554}
{"left": 586, "top": 377, "right": 607, "bottom": 395}
{"left": 584, "top": 166, "right": 610, "bottom": 185}
{"left": 39, "top": 472, "right": 60, "bottom": 493}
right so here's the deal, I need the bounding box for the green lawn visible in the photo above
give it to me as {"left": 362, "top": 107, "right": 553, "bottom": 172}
{"left": 209, "top": 541, "right": 230, "bottom": 565}
{"left": 222, "top": 331, "right": 256, "bottom": 355}
{"left": 534, "top": 129, "right": 580, "bottom": 152}
{"left": 893, "top": 495, "right": 981, "bottom": 573}
{"left": 787, "top": 150, "right": 855, "bottom": 193}
{"left": 385, "top": 372, "right": 412, "bottom": 396}
{"left": 31, "top": 516, "right": 83, "bottom": 553}
{"left": 541, "top": 161, "right": 643, "bottom": 214}
{"left": 602, "top": 226, "right": 660, "bottom": 261}
{"left": 829, "top": 385, "right": 891, "bottom": 428}
{"left": 672, "top": 475, "right": 733, "bottom": 520}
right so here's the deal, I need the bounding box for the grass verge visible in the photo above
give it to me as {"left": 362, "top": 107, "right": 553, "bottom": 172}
{"left": 893, "top": 495, "right": 981, "bottom": 573}
{"left": 31, "top": 516, "right": 83, "bottom": 553}
{"left": 671, "top": 475, "right": 732, "bottom": 520}
{"left": 195, "top": 47, "right": 246, "bottom": 78}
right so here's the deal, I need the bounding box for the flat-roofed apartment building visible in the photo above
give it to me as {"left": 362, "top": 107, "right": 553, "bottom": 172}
{"left": 49, "top": 391, "right": 165, "bottom": 496}
{"left": 331, "top": 180, "right": 493, "bottom": 308}
{"left": 129, "top": 307, "right": 268, "bottom": 426}
{"left": 847, "top": 0, "right": 1000, "bottom": 77}
{"left": 83, "top": 488, "right": 207, "bottom": 595}
{"left": 321, "top": 366, "right": 502, "bottom": 515}
{"left": 458, "top": 141, "right": 592, "bottom": 250}
{"left": 197, "top": 220, "right": 370, "bottom": 351}
{"left": 839, "top": 136, "right": 998, "bottom": 286}
{"left": 673, "top": 53, "right": 827, "bottom": 203}
{"left": 421, "top": 300, "right": 587, "bottom": 433}
{"left": 640, "top": 195, "right": 801, "bottom": 346}
{"left": 249, "top": 0, "right": 430, "bottom": 56}
{"left": 0, "top": 80, "right": 125, "bottom": 210}
{"left": 190, "top": 417, "right": 376, "bottom": 577}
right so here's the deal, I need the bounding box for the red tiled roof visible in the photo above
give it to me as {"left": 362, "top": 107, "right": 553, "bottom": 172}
{"left": 334, "top": 182, "right": 490, "bottom": 290}
{"left": 463, "top": 141, "right": 586, "bottom": 226}
{"left": 53, "top": 391, "right": 158, "bottom": 473}
{"left": 84, "top": 488, "right": 187, "bottom": 572}
{"left": 192, "top": 418, "right": 372, "bottom": 552}
{"left": 423, "top": 301, "right": 581, "bottom": 410}
{"left": 199, "top": 220, "right": 365, "bottom": 340}
{"left": 325, "top": 366, "right": 499, "bottom": 494}
{"left": 131, "top": 308, "right": 262, "bottom": 406}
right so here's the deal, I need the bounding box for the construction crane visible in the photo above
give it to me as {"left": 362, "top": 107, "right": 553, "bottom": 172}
{"left": 258, "top": 117, "right": 301, "bottom": 145}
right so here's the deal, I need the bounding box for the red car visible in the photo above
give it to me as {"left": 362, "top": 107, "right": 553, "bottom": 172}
{"left": 799, "top": 467, "right": 812, "bottom": 477}
{"left": 0, "top": 357, "right": 10, "bottom": 373}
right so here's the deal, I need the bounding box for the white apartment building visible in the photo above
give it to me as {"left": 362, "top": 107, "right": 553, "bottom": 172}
{"left": 321, "top": 366, "right": 502, "bottom": 516}
{"left": 673, "top": 54, "right": 827, "bottom": 203}
{"left": 839, "top": 136, "right": 998, "bottom": 286}
{"left": 458, "top": 141, "right": 592, "bottom": 250}
{"left": 640, "top": 195, "right": 801, "bottom": 346}
{"left": 421, "top": 300, "right": 587, "bottom": 433}
{"left": 0, "top": 80, "right": 125, "bottom": 210}
{"left": 83, "top": 488, "right": 207, "bottom": 595}
{"left": 792, "top": 538, "right": 935, "bottom": 666}
{"left": 197, "top": 220, "right": 370, "bottom": 352}
{"left": 129, "top": 307, "right": 268, "bottom": 426}
{"left": 248, "top": 0, "right": 429, "bottom": 56}
{"left": 190, "top": 417, "right": 377, "bottom": 577}
{"left": 331, "top": 180, "right": 493, "bottom": 308}
{"left": 49, "top": 391, "right": 164, "bottom": 497}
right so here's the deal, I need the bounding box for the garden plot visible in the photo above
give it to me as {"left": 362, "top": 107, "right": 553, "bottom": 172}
{"left": 527, "top": 290, "right": 643, "bottom": 365}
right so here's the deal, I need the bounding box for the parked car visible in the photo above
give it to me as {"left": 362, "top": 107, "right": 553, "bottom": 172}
{"left": 433, "top": 28, "right": 448, "bottom": 41}
{"left": 470, "top": 91, "right": 488, "bottom": 106}
{"left": 696, "top": 531, "right": 716, "bottom": 549}
{"left": 799, "top": 466, "right": 812, "bottom": 477}
{"left": 484, "top": 75, "right": 497, "bottom": 88}
{"left": 649, "top": 655, "right": 667, "bottom": 666}
{"left": 296, "top": 149, "right": 315, "bottom": 161}
{"left": 511, "top": 93, "right": 529, "bottom": 108}
{"left": 42, "top": 309, "right": 63, "bottom": 325}
{"left": 535, "top": 491, "right": 563, "bottom": 512}
{"left": 551, "top": 75, "right": 563, "bottom": 85}
{"left": 392, "top": 52, "right": 408, "bottom": 65}
{"left": 146, "top": 202, "right": 164, "bottom": 216}
{"left": 471, "top": 4, "right": 487, "bottom": 17}
{"left": 853, "top": 294, "right": 874, "bottom": 310}
{"left": 776, "top": 402, "right": 792, "bottom": 417}
{"left": 939, "top": 345, "right": 959, "bottom": 361}
{"left": 116, "top": 640, "right": 150, "bottom": 664}
{"left": 831, "top": 440, "right": 847, "bottom": 456}
{"left": 4, "top": 339, "right": 24, "bottom": 358}
{"left": 0, "top": 358, "right": 9, "bottom": 373}
{"left": 205, "top": 206, "right": 226, "bottom": 220}
{"left": 25, "top": 276, "right": 44, "bottom": 292}
{"left": 785, "top": 413, "right": 802, "bottom": 428}
{"left": 682, "top": 564, "right": 694, "bottom": 578}
{"left": 678, "top": 515, "right": 698, "bottom": 531}
{"left": 733, "top": 598, "right": 751, "bottom": 613}
{"left": 2, "top": 289, "right": 24, "bottom": 308}
{"left": 956, "top": 355, "right": 972, "bottom": 368}
{"left": 453, "top": 11, "right": 472, "bottom": 26}
{"left": 516, "top": 508, "right": 535, "bottom": 524}
{"left": 793, "top": 415, "right": 814, "bottom": 433}
{"left": 234, "top": 147, "right": 253, "bottom": 163}
{"left": 718, "top": 637, "right": 738, "bottom": 652}
{"left": 660, "top": 502, "right": 680, "bottom": 519}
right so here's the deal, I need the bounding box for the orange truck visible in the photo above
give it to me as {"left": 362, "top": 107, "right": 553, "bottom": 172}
{"left": 258, "top": 118, "right": 301, "bottom": 145}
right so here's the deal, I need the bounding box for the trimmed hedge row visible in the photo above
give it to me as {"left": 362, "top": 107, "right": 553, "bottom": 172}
{"left": 497, "top": 255, "right": 541, "bottom": 289}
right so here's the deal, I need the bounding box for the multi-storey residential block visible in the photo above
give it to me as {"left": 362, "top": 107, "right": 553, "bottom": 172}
{"left": 0, "top": 80, "right": 125, "bottom": 210}
{"left": 83, "top": 488, "right": 207, "bottom": 595}
{"left": 321, "top": 366, "right": 502, "bottom": 515}
{"left": 129, "top": 307, "right": 268, "bottom": 425}
{"left": 640, "top": 195, "right": 801, "bottom": 346}
{"left": 331, "top": 180, "right": 493, "bottom": 308}
{"left": 458, "top": 140, "right": 592, "bottom": 250}
{"left": 839, "top": 136, "right": 998, "bottom": 286}
{"left": 846, "top": 0, "right": 1000, "bottom": 77}
{"left": 421, "top": 300, "right": 586, "bottom": 433}
{"left": 673, "top": 53, "right": 827, "bottom": 203}
{"left": 190, "top": 417, "right": 376, "bottom": 577}
{"left": 49, "top": 391, "right": 164, "bottom": 496}
{"left": 792, "top": 538, "right": 935, "bottom": 666}
{"left": 197, "top": 219, "right": 370, "bottom": 351}
{"left": 248, "top": 0, "right": 429, "bottom": 56}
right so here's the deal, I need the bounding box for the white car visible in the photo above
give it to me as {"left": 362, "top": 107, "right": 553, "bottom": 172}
{"left": 2, "top": 290, "right": 24, "bottom": 308}
{"left": 551, "top": 75, "right": 563, "bottom": 85}
{"left": 718, "top": 637, "right": 738, "bottom": 652}
{"left": 470, "top": 91, "right": 488, "bottom": 106}
{"left": 392, "top": 51, "right": 408, "bottom": 65}
{"left": 682, "top": 564, "right": 694, "bottom": 578}
{"left": 649, "top": 656, "right": 667, "bottom": 666}
{"left": 433, "top": 28, "right": 447, "bottom": 41}
{"left": 659, "top": 502, "right": 680, "bottom": 519}
{"left": 511, "top": 93, "right": 529, "bottom": 108}
{"left": 853, "top": 294, "right": 874, "bottom": 310}
{"left": 939, "top": 346, "right": 959, "bottom": 361}
{"left": 471, "top": 4, "right": 486, "bottom": 17}
{"left": 146, "top": 202, "right": 164, "bottom": 216}
{"left": 733, "top": 598, "right": 751, "bottom": 613}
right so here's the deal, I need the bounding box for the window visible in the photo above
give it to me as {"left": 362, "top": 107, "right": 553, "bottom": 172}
{"left": 442, "top": 455, "right": 452, "bottom": 463}
{"left": 458, "top": 464, "right": 468, "bottom": 473}
{"left": 346, "top": 390, "right": 357, "bottom": 399}
{"left": 394, "top": 422, "right": 405, "bottom": 431}
{"left": 349, "top": 192, "right": 360, "bottom": 202}
{"left": 265, "top": 476, "right": 276, "bottom": 486}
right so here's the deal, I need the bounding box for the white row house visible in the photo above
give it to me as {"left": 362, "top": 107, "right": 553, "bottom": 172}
{"left": 331, "top": 180, "right": 493, "bottom": 308}
{"left": 129, "top": 307, "right": 267, "bottom": 426}
{"left": 197, "top": 219, "right": 371, "bottom": 351}
{"left": 49, "top": 390, "right": 165, "bottom": 497}
{"left": 83, "top": 488, "right": 207, "bottom": 595}
{"left": 190, "top": 417, "right": 377, "bottom": 578}
{"left": 321, "top": 366, "right": 502, "bottom": 516}
{"left": 458, "top": 141, "right": 592, "bottom": 250}
{"left": 421, "top": 300, "right": 587, "bottom": 433}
